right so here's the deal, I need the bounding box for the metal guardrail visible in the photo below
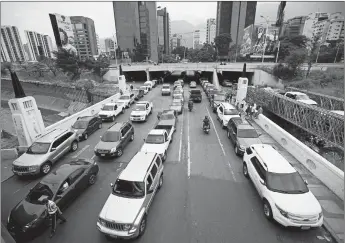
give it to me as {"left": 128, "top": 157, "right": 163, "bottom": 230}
{"left": 286, "top": 87, "right": 344, "bottom": 111}
{"left": 247, "top": 87, "right": 344, "bottom": 150}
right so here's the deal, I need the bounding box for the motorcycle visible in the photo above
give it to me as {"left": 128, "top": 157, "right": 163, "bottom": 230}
{"left": 203, "top": 124, "right": 210, "bottom": 134}
{"left": 188, "top": 102, "right": 193, "bottom": 112}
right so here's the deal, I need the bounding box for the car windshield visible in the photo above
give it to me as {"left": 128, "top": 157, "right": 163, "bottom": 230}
{"left": 133, "top": 105, "right": 146, "bottom": 111}
{"left": 163, "top": 85, "right": 169, "bottom": 88}
{"left": 174, "top": 95, "right": 182, "bottom": 99}
{"left": 26, "top": 142, "right": 50, "bottom": 154}
{"left": 145, "top": 134, "right": 164, "bottom": 144}
{"left": 296, "top": 94, "right": 310, "bottom": 100}
{"left": 214, "top": 95, "right": 226, "bottom": 101}
{"left": 115, "top": 102, "right": 124, "bottom": 106}
{"left": 161, "top": 114, "right": 175, "bottom": 120}
{"left": 102, "top": 105, "right": 114, "bottom": 111}
{"left": 101, "top": 131, "right": 121, "bottom": 142}
{"left": 237, "top": 129, "right": 259, "bottom": 138}
{"left": 140, "top": 86, "right": 146, "bottom": 90}
{"left": 171, "top": 103, "right": 181, "bottom": 107}
{"left": 266, "top": 172, "right": 309, "bottom": 194}
{"left": 25, "top": 182, "right": 54, "bottom": 204}
{"left": 72, "top": 120, "right": 88, "bottom": 129}
{"left": 191, "top": 90, "right": 201, "bottom": 94}
{"left": 112, "top": 179, "right": 145, "bottom": 198}
{"left": 120, "top": 96, "right": 130, "bottom": 100}
{"left": 224, "top": 109, "right": 239, "bottom": 115}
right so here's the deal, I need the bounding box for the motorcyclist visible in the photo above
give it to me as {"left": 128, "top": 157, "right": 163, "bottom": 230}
{"left": 203, "top": 116, "right": 210, "bottom": 129}
{"left": 188, "top": 99, "right": 193, "bottom": 110}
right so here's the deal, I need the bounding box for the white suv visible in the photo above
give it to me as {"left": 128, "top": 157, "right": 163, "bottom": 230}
{"left": 97, "top": 151, "right": 164, "bottom": 240}
{"left": 242, "top": 144, "right": 323, "bottom": 229}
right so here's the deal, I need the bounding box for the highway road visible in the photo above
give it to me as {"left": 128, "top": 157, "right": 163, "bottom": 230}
{"left": 1, "top": 83, "right": 334, "bottom": 243}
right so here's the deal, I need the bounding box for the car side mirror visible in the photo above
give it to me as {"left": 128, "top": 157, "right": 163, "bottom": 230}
{"left": 143, "top": 138, "right": 146, "bottom": 142}
{"left": 110, "top": 183, "right": 114, "bottom": 188}
{"left": 51, "top": 148, "right": 56, "bottom": 152}
{"left": 121, "top": 136, "right": 125, "bottom": 140}
{"left": 304, "top": 180, "right": 308, "bottom": 185}
{"left": 260, "top": 179, "right": 266, "bottom": 186}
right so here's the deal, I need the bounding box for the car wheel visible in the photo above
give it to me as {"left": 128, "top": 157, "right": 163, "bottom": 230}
{"left": 111, "top": 116, "right": 115, "bottom": 122}
{"left": 41, "top": 162, "right": 52, "bottom": 175}
{"left": 149, "top": 109, "right": 152, "bottom": 114}
{"left": 122, "top": 108, "right": 125, "bottom": 114}
{"left": 130, "top": 133, "right": 134, "bottom": 142}
{"left": 243, "top": 163, "right": 249, "bottom": 178}
{"left": 263, "top": 200, "right": 273, "bottom": 220}
{"left": 71, "top": 141, "right": 78, "bottom": 152}
{"left": 88, "top": 174, "right": 97, "bottom": 185}
{"left": 158, "top": 175, "right": 163, "bottom": 189}
{"left": 117, "top": 148, "right": 123, "bottom": 157}
{"left": 84, "top": 133, "right": 88, "bottom": 140}
{"left": 138, "top": 215, "right": 147, "bottom": 237}
{"left": 98, "top": 123, "right": 102, "bottom": 129}
{"left": 145, "top": 115, "right": 148, "bottom": 121}
{"left": 235, "top": 146, "right": 240, "bottom": 156}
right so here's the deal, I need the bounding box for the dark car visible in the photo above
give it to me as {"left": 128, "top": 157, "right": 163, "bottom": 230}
{"left": 71, "top": 116, "right": 102, "bottom": 141}
{"left": 227, "top": 118, "right": 262, "bottom": 156}
{"left": 7, "top": 159, "right": 99, "bottom": 241}
{"left": 157, "top": 110, "right": 177, "bottom": 127}
{"left": 94, "top": 122, "right": 134, "bottom": 158}
{"left": 211, "top": 94, "right": 227, "bottom": 112}
{"left": 133, "top": 88, "right": 144, "bottom": 101}
{"left": 189, "top": 89, "right": 202, "bottom": 102}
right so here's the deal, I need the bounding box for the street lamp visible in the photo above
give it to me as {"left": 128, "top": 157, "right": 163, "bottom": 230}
{"left": 260, "top": 15, "right": 269, "bottom": 63}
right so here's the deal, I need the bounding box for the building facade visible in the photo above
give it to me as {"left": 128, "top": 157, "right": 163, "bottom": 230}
{"left": 170, "top": 34, "right": 182, "bottom": 51}
{"left": 96, "top": 34, "right": 100, "bottom": 55}
{"left": 312, "top": 12, "right": 344, "bottom": 42}
{"left": 104, "top": 38, "right": 117, "bottom": 57}
{"left": 23, "top": 43, "right": 33, "bottom": 61}
{"left": 302, "top": 12, "right": 329, "bottom": 39}
{"left": 157, "top": 7, "right": 171, "bottom": 55}
{"left": 280, "top": 16, "right": 308, "bottom": 38}
{"left": 206, "top": 18, "right": 216, "bottom": 44}
{"left": 113, "top": 1, "right": 158, "bottom": 62}
{"left": 1, "top": 26, "right": 26, "bottom": 62}
{"left": 216, "top": 1, "right": 257, "bottom": 47}
{"left": 25, "top": 31, "right": 53, "bottom": 61}
{"left": 43, "top": 35, "right": 54, "bottom": 58}
{"left": 70, "top": 16, "right": 98, "bottom": 60}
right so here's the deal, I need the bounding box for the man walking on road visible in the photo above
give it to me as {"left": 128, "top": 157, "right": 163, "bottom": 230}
{"left": 43, "top": 198, "right": 67, "bottom": 238}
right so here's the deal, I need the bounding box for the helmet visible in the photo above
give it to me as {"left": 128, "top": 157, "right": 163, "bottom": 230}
{"left": 205, "top": 116, "right": 208, "bottom": 119}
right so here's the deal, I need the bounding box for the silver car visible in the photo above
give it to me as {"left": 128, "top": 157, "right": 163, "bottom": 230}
{"left": 12, "top": 129, "right": 79, "bottom": 176}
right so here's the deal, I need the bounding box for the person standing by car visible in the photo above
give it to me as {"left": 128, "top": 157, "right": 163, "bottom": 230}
{"left": 43, "top": 198, "right": 67, "bottom": 238}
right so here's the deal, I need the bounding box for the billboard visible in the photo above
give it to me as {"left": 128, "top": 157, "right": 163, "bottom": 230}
{"left": 240, "top": 24, "right": 279, "bottom": 57}
{"left": 49, "top": 13, "right": 77, "bottom": 55}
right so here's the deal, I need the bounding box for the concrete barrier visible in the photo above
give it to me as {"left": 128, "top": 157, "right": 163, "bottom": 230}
{"left": 45, "top": 93, "right": 121, "bottom": 133}
{"left": 255, "top": 114, "right": 344, "bottom": 200}
{"left": 1, "top": 148, "right": 18, "bottom": 160}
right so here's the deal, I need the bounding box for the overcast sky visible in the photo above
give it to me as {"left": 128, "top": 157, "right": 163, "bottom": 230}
{"left": 1, "top": 1, "right": 344, "bottom": 47}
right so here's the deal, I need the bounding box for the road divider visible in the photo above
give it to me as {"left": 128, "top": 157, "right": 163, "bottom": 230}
{"left": 255, "top": 114, "right": 344, "bottom": 200}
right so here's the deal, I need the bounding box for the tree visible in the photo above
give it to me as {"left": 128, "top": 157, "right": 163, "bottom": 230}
{"left": 53, "top": 48, "right": 81, "bottom": 80}
{"left": 40, "top": 57, "right": 58, "bottom": 76}
{"left": 133, "top": 43, "right": 147, "bottom": 62}
{"left": 75, "top": 79, "right": 94, "bottom": 103}
{"left": 284, "top": 48, "right": 307, "bottom": 77}
{"left": 162, "top": 55, "right": 178, "bottom": 63}
{"left": 278, "top": 35, "right": 309, "bottom": 61}
{"left": 305, "top": 34, "right": 321, "bottom": 77}
{"left": 172, "top": 46, "right": 188, "bottom": 59}
{"left": 214, "top": 33, "right": 232, "bottom": 57}
{"left": 28, "top": 62, "right": 47, "bottom": 77}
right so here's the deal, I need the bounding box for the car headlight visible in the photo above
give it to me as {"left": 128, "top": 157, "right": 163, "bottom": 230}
{"left": 110, "top": 148, "right": 117, "bottom": 153}
{"left": 98, "top": 217, "right": 106, "bottom": 226}
{"left": 129, "top": 226, "right": 137, "bottom": 233}
{"left": 123, "top": 224, "right": 132, "bottom": 231}
{"left": 23, "top": 218, "right": 39, "bottom": 231}
{"left": 239, "top": 145, "right": 245, "bottom": 150}
{"left": 318, "top": 212, "right": 323, "bottom": 220}
{"left": 275, "top": 204, "right": 288, "bottom": 218}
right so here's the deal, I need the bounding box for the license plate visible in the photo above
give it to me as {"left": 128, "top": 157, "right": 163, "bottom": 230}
{"left": 301, "top": 226, "right": 310, "bottom": 230}
{"left": 17, "top": 172, "right": 23, "bottom": 175}
{"left": 108, "top": 234, "right": 117, "bottom": 239}
{"left": 101, "top": 154, "right": 105, "bottom": 157}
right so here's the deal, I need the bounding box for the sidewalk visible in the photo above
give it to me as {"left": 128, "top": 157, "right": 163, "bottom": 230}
{"left": 250, "top": 120, "right": 344, "bottom": 243}
{"left": 1, "top": 158, "right": 15, "bottom": 183}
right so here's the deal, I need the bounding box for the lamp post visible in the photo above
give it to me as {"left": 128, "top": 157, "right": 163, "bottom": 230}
{"left": 260, "top": 15, "right": 269, "bottom": 63}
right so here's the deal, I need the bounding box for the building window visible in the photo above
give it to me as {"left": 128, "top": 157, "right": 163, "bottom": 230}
{"left": 11, "top": 103, "right": 18, "bottom": 110}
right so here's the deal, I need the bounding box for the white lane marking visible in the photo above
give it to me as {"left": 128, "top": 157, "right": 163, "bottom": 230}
{"left": 72, "top": 145, "right": 90, "bottom": 158}
{"left": 91, "top": 155, "right": 95, "bottom": 160}
{"left": 206, "top": 107, "right": 237, "bottom": 182}
{"left": 187, "top": 112, "right": 191, "bottom": 178}
{"left": 119, "top": 163, "right": 123, "bottom": 167}
{"left": 13, "top": 188, "right": 21, "bottom": 195}
{"left": 178, "top": 113, "right": 184, "bottom": 162}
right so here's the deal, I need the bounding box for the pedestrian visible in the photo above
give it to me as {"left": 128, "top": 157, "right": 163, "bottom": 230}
{"left": 130, "top": 84, "right": 133, "bottom": 90}
{"left": 245, "top": 104, "right": 252, "bottom": 118}
{"left": 43, "top": 198, "right": 66, "bottom": 238}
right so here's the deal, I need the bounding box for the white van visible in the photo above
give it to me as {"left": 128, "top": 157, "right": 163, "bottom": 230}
{"left": 144, "top": 81, "right": 153, "bottom": 91}
{"left": 97, "top": 151, "right": 164, "bottom": 240}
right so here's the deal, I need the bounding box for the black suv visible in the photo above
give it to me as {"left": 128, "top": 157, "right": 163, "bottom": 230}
{"left": 227, "top": 117, "right": 262, "bottom": 156}
{"left": 94, "top": 122, "right": 134, "bottom": 158}
{"left": 72, "top": 116, "right": 102, "bottom": 141}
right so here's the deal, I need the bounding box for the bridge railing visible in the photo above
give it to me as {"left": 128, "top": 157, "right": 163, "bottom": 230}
{"left": 247, "top": 87, "right": 344, "bottom": 150}
{"left": 286, "top": 87, "right": 344, "bottom": 111}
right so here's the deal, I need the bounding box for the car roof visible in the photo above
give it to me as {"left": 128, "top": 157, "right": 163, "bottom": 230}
{"left": 161, "top": 110, "right": 175, "bottom": 115}
{"left": 230, "top": 117, "right": 247, "bottom": 126}
{"left": 220, "top": 103, "right": 236, "bottom": 109}
{"left": 107, "top": 122, "right": 126, "bottom": 131}
{"left": 36, "top": 129, "right": 69, "bottom": 143}
{"left": 157, "top": 119, "right": 174, "bottom": 126}
{"left": 251, "top": 144, "right": 295, "bottom": 173}
{"left": 149, "top": 129, "right": 166, "bottom": 135}
{"left": 136, "top": 101, "right": 149, "bottom": 105}
{"left": 119, "top": 152, "right": 156, "bottom": 181}
{"left": 238, "top": 124, "right": 255, "bottom": 130}
{"left": 286, "top": 91, "right": 305, "bottom": 95}
{"left": 77, "top": 116, "right": 93, "bottom": 121}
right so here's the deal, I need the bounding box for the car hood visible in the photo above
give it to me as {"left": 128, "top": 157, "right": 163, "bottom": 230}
{"left": 119, "top": 99, "right": 130, "bottom": 103}
{"left": 270, "top": 191, "right": 322, "bottom": 216}
{"left": 141, "top": 143, "right": 166, "bottom": 154}
{"left": 98, "top": 110, "right": 114, "bottom": 116}
{"left": 13, "top": 152, "right": 46, "bottom": 166}
{"left": 237, "top": 137, "right": 262, "bottom": 148}
{"left": 162, "top": 88, "right": 170, "bottom": 91}
{"left": 131, "top": 111, "right": 145, "bottom": 116}
{"left": 100, "top": 194, "right": 144, "bottom": 223}
{"left": 170, "top": 106, "right": 182, "bottom": 111}
{"left": 224, "top": 115, "right": 240, "bottom": 121}
{"left": 298, "top": 99, "right": 318, "bottom": 105}
{"left": 11, "top": 200, "right": 46, "bottom": 226}
{"left": 95, "top": 140, "right": 120, "bottom": 150}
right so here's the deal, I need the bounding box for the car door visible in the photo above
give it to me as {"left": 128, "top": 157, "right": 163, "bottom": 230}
{"left": 146, "top": 103, "right": 149, "bottom": 114}
{"left": 229, "top": 121, "right": 237, "bottom": 142}
{"left": 54, "top": 179, "right": 74, "bottom": 210}
{"left": 217, "top": 106, "right": 223, "bottom": 121}
{"left": 50, "top": 136, "right": 66, "bottom": 162}
{"left": 68, "top": 168, "right": 88, "bottom": 198}
{"left": 120, "top": 124, "right": 130, "bottom": 146}
{"left": 249, "top": 156, "right": 264, "bottom": 196}
{"left": 88, "top": 119, "right": 95, "bottom": 133}
{"left": 59, "top": 132, "right": 75, "bottom": 156}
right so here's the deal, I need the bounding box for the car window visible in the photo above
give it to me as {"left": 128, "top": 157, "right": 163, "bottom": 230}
{"left": 150, "top": 163, "right": 158, "bottom": 180}
{"left": 57, "top": 179, "right": 70, "bottom": 195}
{"left": 219, "top": 107, "right": 223, "bottom": 112}
{"left": 146, "top": 175, "right": 153, "bottom": 189}
{"left": 246, "top": 147, "right": 253, "bottom": 155}
{"left": 52, "top": 137, "right": 64, "bottom": 149}
{"left": 250, "top": 157, "right": 265, "bottom": 180}
{"left": 155, "top": 156, "right": 161, "bottom": 167}
{"left": 121, "top": 124, "right": 130, "bottom": 136}
{"left": 164, "top": 132, "right": 168, "bottom": 141}
{"left": 69, "top": 168, "right": 85, "bottom": 184}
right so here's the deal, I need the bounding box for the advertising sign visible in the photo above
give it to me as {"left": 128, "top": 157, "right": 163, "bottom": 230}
{"left": 49, "top": 13, "right": 77, "bottom": 55}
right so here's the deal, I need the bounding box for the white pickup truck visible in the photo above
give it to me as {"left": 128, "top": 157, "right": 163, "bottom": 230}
{"left": 98, "top": 102, "right": 126, "bottom": 121}
{"left": 140, "top": 121, "right": 175, "bottom": 161}
{"left": 130, "top": 101, "right": 153, "bottom": 122}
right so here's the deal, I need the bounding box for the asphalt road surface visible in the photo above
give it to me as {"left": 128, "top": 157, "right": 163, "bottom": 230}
{"left": 1, "top": 83, "right": 334, "bottom": 243}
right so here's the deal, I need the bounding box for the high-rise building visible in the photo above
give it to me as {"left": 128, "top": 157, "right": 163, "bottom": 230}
{"left": 70, "top": 16, "right": 98, "bottom": 59}
{"left": 193, "top": 30, "right": 204, "bottom": 49}
{"left": 281, "top": 16, "right": 308, "bottom": 39}
{"left": 206, "top": 18, "right": 216, "bottom": 44}
{"left": 1, "top": 26, "right": 26, "bottom": 62}
{"left": 23, "top": 43, "right": 33, "bottom": 61}
{"left": 113, "top": 1, "right": 158, "bottom": 62}
{"left": 216, "top": 1, "right": 257, "bottom": 46}
{"left": 96, "top": 34, "right": 100, "bottom": 54}
{"left": 301, "top": 12, "right": 329, "bottom": 39}
{"left": 157, "top": 7, "right": 171, "bottom": 55}
{"left": 105, "top": 38, "right": 117, "bottom": 57}
{"left": 170, "top": 34, "right": 182, "bottom": 50}
{"left": 25, "top": 31, "right": 53, "bottom": 61}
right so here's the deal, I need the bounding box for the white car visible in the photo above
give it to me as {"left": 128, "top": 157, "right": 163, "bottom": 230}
{"left": 284, "top": 92, "right": 318, "bottom": 106}
{"left": 216, "top": 103, "right": 240, "bottom": 128}
{"left": 130, "top": 101, "right": 153, "bottom": 122}
{"left": 141, "top": 128, "right": 173, "bottom": 161}
{"left": 330, "top": 110, "right": 344, "bottom": 116}
{"left": 144, "top": 81, "right": 153, "bottom": 91}
{"left": 243, "top": 144, "right": 323, "bottom": 229}
{"left": 119, "top": 93, "right": 135, "bottom": 108}
{"left": 190, "top": 81, "right": 197, "bottom": 88}
{"left": 140, "top": 86, "right": 149, "bottom": 95}
{"left": 98, "top": 102, "right": 126, "bottom": 121}
{"left": 161, "top": 84, "right": 171, "bottom": 96}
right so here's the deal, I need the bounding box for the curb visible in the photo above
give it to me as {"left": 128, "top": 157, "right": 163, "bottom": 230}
{"left": 1, "top": 174, "right": 14, "bottom": 183}
{"left": 323, "top": 219, "right": 343, "bottom": 243}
